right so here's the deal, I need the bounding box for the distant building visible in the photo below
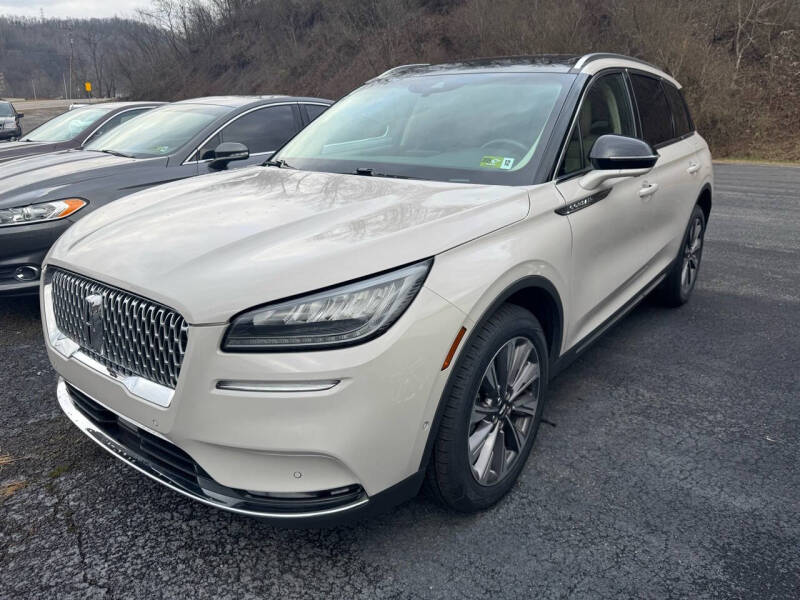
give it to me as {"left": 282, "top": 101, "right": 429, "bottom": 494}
{"left": 0, "top": 72, "right": 8, "bottom": 97}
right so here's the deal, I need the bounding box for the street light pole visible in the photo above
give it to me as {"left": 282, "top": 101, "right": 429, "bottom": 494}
{"left": 68, "top": 32, "right": 74, "bottom": 101}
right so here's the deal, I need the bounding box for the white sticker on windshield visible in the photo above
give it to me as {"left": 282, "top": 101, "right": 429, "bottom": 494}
{"left": 501, "top": 157, "right": 514, "bottom": 170}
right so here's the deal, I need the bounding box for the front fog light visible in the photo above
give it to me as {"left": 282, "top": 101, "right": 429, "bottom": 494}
{"left": 14, "top": 265, "right": 41, "bottom": 282}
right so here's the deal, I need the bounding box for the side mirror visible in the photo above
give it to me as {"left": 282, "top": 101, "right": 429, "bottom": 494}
{"left": 209, "top": 142, "right": 249, "bottom": 169}
{"left": 16, "top": 112, "right": 24, "bottom": 119}
{"left": 579, "top": 135, "right": 658, "bottom": 190}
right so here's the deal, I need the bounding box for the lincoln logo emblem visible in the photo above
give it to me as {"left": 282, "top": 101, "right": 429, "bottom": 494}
{"left": 83, "top": 293, "right": 104, "bottom": 354}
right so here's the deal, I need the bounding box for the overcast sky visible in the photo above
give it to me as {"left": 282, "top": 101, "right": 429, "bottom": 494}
{"left": 0, "top": 0, "right": 153, "bottom": 19}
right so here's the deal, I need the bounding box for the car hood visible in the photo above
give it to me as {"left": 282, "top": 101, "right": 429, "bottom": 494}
{"left": 47, "top": 167, "right": 531, "bottom": 324}
{"left": 0, "top": 140, "right": 57, "bottom": 163}
{"left": 0, "top": 150, "right": 140, "bottom": 207}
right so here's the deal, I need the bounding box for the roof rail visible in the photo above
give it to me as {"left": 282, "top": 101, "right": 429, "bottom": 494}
{"left": 571, "top": 53, "right": 662, "bottom": 73}
{"left": 376, "top": 64, "right": 430, "bottom": 79}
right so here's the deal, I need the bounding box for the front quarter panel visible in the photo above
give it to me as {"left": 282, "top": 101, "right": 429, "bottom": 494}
{"left": 424, "top": 184, "right": 572, "bottom": 355}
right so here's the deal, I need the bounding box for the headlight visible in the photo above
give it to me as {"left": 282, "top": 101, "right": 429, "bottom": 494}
{"left": 0, "top": 198, "right": 86, "bottom": 227}
{"left": 223, "top": 259, "right": 432, "bottom": 351}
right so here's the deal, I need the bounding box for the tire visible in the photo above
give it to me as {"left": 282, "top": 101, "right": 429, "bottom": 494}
{"left": 425, "top": 303, "right": 549, "bottom": 512}
{"left": 657, "top": 204, "right": 706, "bottom": 307}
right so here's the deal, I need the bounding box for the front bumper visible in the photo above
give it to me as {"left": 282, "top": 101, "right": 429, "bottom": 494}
{"left": 45, "top": 283, "right": 468, "bottom": 521}
{"left": 0, "top": 127, "right": 21, "bottom": 140}
{"left": 0, "top": 219, "right": 73, "bottom": 295}
{"left": 57, "top": 379, "right": 391, "bottom": 523}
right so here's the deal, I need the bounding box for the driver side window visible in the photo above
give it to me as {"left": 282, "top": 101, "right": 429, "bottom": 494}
{"left": 559, "top": 73, "right": 636, "bottom": 178}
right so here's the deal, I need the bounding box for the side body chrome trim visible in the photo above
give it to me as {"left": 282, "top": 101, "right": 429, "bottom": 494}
{"left": 56, "top": 379, "right": 370, "bottom": 519}
{"left": 554, "top": 188, "right": 611, "bottom": 215}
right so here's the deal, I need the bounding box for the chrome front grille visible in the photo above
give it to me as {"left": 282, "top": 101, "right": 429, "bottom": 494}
{"left": 50, "top": 268, "right": 188, "bottom": 389}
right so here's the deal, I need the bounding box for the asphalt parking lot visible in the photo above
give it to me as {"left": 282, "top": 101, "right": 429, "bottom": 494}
{"left": 0, "top": 163, "right": 798, "bottom": 599}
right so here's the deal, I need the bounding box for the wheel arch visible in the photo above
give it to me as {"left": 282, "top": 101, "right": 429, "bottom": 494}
{"left": 418, "top": 275, "right": 564, "bottom": 472}
{"left": 490, "top": 276, "right": 564, "bottom": 366}
{"left": 697, "top": 183, "right": 712, "bottom": 223}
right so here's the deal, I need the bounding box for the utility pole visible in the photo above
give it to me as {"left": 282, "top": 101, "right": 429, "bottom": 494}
{"left": 68, "top": 31, "right": 74, "bottom": 101}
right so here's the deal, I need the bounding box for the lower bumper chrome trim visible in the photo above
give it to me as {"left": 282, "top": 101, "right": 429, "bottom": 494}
{"left": 56, "top": 378, "right": 370, "bottom": 519}
{"left": 215, "top": 379, "right": 340, "bottom": 393}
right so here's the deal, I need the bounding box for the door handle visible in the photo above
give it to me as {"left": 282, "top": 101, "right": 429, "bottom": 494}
{"left": 687, "top": 162, "right": 700, "bottom": 174}
{"left": 638, "top": 182, "right": 659, "bottom": 198}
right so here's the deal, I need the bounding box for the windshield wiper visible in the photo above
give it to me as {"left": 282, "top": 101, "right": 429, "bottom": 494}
{"left": 98, "top": 149, "right": 134, "bottom": 158}
{"left": 262, "top": 158, "right": 295, "bottom": 168}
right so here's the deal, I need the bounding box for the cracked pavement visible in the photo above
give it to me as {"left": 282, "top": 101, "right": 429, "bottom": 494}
{"left": 1, "top": 163, "right": 799, "bottom": 599}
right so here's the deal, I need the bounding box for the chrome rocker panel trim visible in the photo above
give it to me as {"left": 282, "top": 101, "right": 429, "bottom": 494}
{"left": 56, "top": 378, "right": 371, "bottom": 520}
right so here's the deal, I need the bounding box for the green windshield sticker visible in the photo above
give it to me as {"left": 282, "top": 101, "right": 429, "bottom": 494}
{"left": 480, "top": 155, "right": 515, "bottom": 169}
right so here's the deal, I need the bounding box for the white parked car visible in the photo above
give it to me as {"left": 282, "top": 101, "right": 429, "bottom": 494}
{"left": 41, "top": 54, "right": 712, "bottom": 524}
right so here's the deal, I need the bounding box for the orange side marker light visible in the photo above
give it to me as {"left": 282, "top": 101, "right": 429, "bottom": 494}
{"left": 441, "top": 326, "right": 467, "bottom": 370}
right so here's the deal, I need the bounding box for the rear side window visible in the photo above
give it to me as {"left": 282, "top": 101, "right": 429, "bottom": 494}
{"left": 630, "top": 74, "right": 673, "bottom": 147}
{"left": 221, "top": 105, "right": 299, "bottom": 154}
{"left": 663, "top": 83, "right": 693, "bottom": 138}
{"left": 304, "top": 104, "right": 328, "bottom": 123}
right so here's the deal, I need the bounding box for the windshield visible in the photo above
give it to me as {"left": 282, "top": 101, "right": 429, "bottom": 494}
{"left": 0, "top": 102, "right": 13, "bottom": 117}
{"left": 22, "top": 106, "right": 113, "bottom": 142}
{"left": 85, "top": 104, "right": 227, "bottom": 158}
{"left": 274, "top": 72, "right": 572, "bottom": 185}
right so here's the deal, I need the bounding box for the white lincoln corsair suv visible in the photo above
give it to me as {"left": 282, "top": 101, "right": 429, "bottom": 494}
{"left": 41, "top": 54, "right": 712, "bottom": 524}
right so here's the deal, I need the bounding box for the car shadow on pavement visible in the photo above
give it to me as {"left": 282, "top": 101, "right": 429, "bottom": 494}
{"left": 0, "top": 295, "right": 40, "bottom": 323}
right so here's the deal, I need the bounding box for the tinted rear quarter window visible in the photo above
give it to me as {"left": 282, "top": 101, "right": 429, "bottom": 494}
{"left": 630, "top": 74, "right": 673, "bottom": 146}
{"left": 663, "top": 83, "right": 693, "bottom": 138}
{"left": 304, "top": 104, "right": 328, "bottom": 123}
